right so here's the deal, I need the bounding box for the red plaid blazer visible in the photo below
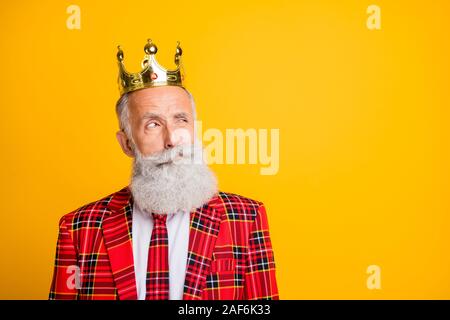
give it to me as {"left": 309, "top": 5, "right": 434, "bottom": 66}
{"left": 49, "top": 186, "right": 279, "bottom": 300}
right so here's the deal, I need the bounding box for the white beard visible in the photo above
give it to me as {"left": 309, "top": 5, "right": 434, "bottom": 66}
{"left": 130, "top": 141, "right": 218, "bottom": 216}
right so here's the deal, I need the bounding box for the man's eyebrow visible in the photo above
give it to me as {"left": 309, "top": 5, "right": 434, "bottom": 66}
{"left": 142, "top": 112, "right": 162, "bottom": 119}
{"left": 141, "top": 111, "right": 189, "bottom": 122}
{"left": 173, "top": 112, "right": 189, "bottom": 119}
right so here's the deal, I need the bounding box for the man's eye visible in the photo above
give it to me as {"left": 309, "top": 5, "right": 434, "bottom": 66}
{"left": 146, "top": 122, "right": 159, "bottom": 129}
{"left": 178, "top": 118, "right": 188, "bottom": 123}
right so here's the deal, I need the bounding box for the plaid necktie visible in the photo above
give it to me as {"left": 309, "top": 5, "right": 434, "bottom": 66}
{"left": 145, "top": 213, "right": 169, "bottom": 300}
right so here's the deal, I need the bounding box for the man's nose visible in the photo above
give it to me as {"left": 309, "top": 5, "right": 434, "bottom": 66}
{"left": 164, "top": 134, "right": 174, "bottom": 149}
{"left": 165, "top": 140, "right": 174, "bottom": 149}
{"left": 164, "top": 126, "right": 191, "bottom": 150}
{"left": 163, "top": 126, "right": 177, "bottom": 150}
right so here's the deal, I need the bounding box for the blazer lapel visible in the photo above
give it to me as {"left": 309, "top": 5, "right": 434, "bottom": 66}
{"left": 102, "top": 186, "right": 137, "bottom": 300}
{"left": 183, "top": 194, "right": 222, "bottom": 300}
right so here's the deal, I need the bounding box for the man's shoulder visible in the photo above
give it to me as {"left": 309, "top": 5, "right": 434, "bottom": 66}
{"left": 215, "top": 191, "right": 263, "bottom": 207}
{"left": 211, "top": 191, "right": 265, "bottom": 220}
{"left": 58, "top": 186, "right": 129, "bottom": 225}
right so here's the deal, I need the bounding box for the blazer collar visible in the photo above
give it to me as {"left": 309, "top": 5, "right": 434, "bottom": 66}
{"left": 103, "top": 186, "right": 222, "bottom": 300}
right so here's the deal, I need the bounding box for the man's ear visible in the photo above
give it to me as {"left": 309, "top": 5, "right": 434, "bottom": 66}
{"left": 116, "top": 130, "right": 135, "bottom": 158}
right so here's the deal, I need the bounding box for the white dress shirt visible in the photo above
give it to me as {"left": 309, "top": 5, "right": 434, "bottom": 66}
{"left": 132, "top": 202, "right": 190, "bottom": 300}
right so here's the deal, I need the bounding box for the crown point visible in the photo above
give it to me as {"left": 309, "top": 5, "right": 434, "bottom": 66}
{"left": 144, "top": 39, "right": 157, "bottom": 55}
{"left": 175, "top": 42, "right": 182, "bottom": 65}
{"left": 176, "top": 44, "right": 182, "bottom": 56}
{"left": 117, "top": 46, "right": 124, "bottom": 61}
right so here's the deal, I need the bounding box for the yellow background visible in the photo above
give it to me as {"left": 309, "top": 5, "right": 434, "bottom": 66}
{"left": 1, "top": 0, "right": 449, "bottom": 299}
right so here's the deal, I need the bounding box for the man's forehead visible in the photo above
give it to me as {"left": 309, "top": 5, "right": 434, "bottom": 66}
{"left": 129, "top": 87, "right": 190, "bottom": 107}
{"left": 130, "top": 86, "right": 189, "bottom": 101}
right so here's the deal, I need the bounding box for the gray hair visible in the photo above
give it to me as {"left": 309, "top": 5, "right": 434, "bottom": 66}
{"left": 115, "top": 88, "right": 197, "bottom": 143}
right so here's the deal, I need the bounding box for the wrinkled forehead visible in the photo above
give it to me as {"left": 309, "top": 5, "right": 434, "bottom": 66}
{"left": 128, "top": 86, "right": 193, "bottom": 116}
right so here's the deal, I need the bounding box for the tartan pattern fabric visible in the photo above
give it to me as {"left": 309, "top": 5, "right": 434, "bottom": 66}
{"left": 49, "top": 186, "right": 279, "bottom": 300}
{"left": 146, "top": 214, "right": 169, "bottom": 300}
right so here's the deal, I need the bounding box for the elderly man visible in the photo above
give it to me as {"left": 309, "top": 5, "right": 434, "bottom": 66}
{"left": 49, "top": 39, "right": 279, "bottom": 300}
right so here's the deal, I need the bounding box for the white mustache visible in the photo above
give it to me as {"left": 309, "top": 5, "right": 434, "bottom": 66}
{"left": 140, "top": 144, "right": 195, "bottom": 166}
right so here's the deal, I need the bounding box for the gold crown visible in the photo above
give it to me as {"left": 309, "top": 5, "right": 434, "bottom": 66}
{"left": 116, "top": 39, "right": 185, "bottom": 96}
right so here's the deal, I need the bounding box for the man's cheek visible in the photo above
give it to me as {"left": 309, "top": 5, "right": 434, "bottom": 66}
{"left": 139, "top": 138, "right": 164, "bottom": 156}
{"left": 171, "top": 128, "right": 193, "bottom": 146}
